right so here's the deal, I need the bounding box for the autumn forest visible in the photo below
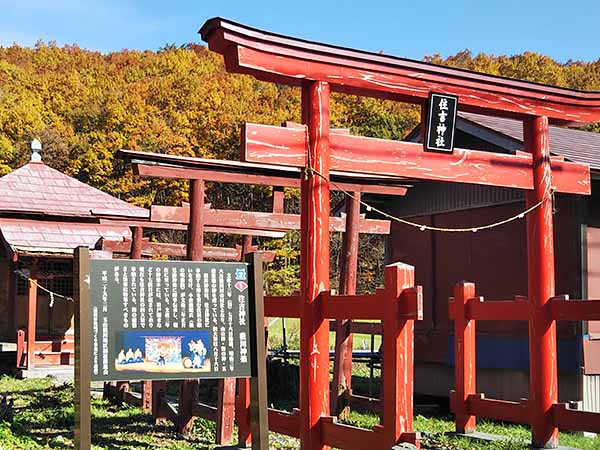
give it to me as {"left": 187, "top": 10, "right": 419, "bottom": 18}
{"left": 1, "top": 42, "right": 600, "bottom": 293}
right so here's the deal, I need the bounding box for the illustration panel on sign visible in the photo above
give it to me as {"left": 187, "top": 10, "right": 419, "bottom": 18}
{"left": 115, "top": 330, "right": 212, "bottom": 374}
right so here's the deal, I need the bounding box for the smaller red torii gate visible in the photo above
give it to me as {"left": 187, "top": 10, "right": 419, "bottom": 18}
{"left": 117, "top": 149, "right": 404, "bottom": 445}
{"left": 200, "top": 17, "right": 600, "bottom": 450}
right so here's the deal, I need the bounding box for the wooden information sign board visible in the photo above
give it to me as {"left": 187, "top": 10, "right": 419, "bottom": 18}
{"left": 89, "top": 259, "right": 253, "bottom": 381}
{"left": 74, "top": 247, "right": 268, "bottom": 449}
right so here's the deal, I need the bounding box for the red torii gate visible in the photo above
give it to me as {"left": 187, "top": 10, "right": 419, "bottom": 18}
{"left": 200, "top": 17, "right": 600, "bottom": 450}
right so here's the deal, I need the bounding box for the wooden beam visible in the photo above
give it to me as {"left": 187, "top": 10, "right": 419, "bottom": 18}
{"left": 321, "top": 418, "right": 387, "bottom": 450}
{"left": 242, "top": 123, "right": 590, "bottom": 195}
{"left": 97, "top": 238, "right": 278, "bottom": 262}
{"left": 98, "top": 218, "right": 286, "bottom": 238}
{"left": 133, "top": 163, "right": 408, "bottom": 196}
{"left": 552, "top": 403, "right": 600, "bottom": 434}
{"left": 448, "top": 297, "right": 529, "bottom": 321}
{"left": 549, "top": 297, "right": 600, "bottom": 321}
{"left": 200, "top": 18, "right": 600, "bottom": 124}
{"left": 150, "top": 206, "right": 390, "bottom": 234}
{"left": 467, "top": 395, "right": 530, "bottom": 424}
{"left": 268, "top": 409, "right": 300, "bottom": 438}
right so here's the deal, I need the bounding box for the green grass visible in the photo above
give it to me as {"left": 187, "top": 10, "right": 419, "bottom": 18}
{"left": 0, "top": 376, "right": 299, "bottom": 450}
{"left": 0, "top": 374, "right": 599, "bottom": 449}
{"left": 340, "top": 410, "right": 600, "bottom": 450}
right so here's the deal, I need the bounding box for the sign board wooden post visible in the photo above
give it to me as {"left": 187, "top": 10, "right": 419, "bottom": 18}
{"left": 74, "top": 246, "right": 91, "bottom": 450}
{"left": 247, "top": 252, "right": 269, "bottom": 449}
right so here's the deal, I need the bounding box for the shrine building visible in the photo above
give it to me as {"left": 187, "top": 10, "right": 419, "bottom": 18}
{"left": 382, "top": 112, "right": 600, "bottom": 411}
{"left": 0, "top": 143, "right": 148, "bottom": 377}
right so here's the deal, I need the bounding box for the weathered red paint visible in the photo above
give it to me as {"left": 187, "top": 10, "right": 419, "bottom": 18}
{"left": 524, "top": 116, "right": 559, "bottom": 448}
{"left": 242, "top": 122, "right": 590, "bottom": 195}
{"left": 467, "top": 395, "right": 530, "bottom": 424}
{"left": 150, "top": 204, "right": 390, "bottom": 234}
{"left": 126, "top": 155, "right": 409, "bottom": 196}
{"left": 300, "top": 80, "right": 331, "bottom": 450}
{"left": 331, "top": 194, "right": 359, "bottom": 415}
{"left": 381, "top": 263, "right": 419, "bottom": 447}
{"left": 142, "top": 379, "right": 152, "bottom": 413}
{"left": 451, "top": 282, "right": 476, "bottom": 433}
{"left": 448, "top": 296, "right": 529, "bottom": 321}
{"left": 448, "top": 281, "right": 600, "bottom": 437}
{"left": 200, "top": 18, "right": 600, "bottom": 124}
{"left": 99, "top": 217, "right": 288, "bottom": 237}
{"left": 321, "top": 417, "right": 387, "bottom": 449}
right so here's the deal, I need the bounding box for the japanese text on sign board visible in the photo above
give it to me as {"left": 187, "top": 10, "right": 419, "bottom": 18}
{"left": 90, "top": 260, "right": 253, "bottom": 381}
{"left": 425, "top": 93, "right": 458, "bottom": 153}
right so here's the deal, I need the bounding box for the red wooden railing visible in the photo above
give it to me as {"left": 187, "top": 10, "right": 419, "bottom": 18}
{"left": 450, "top": 282, "right": 600, "bottom": 440}
{"left": 234, "top": 262, "right": 423, "bottom": 449}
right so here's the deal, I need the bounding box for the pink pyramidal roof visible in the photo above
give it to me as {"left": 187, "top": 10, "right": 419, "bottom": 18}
{"left": 0, "top": 161, "right": 148, "bottom": 219}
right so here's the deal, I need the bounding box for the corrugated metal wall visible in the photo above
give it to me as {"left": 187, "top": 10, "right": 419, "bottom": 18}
{"left": 388, "top": 182, "right": 523, "bottom": 218}
{"left": 584, "top": 375, "right": 600, "bottom": 412}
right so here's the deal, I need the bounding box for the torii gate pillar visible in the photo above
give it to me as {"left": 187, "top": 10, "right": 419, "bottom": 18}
{"left": 524, "top": 116, "right": 558, "bottom": 448}
{"left": 300, "top": 81, "right": 331, "bottom": 450}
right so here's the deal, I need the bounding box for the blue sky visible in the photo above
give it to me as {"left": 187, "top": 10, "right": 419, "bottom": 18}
{"left": 0, "top": 0, "right": 599, "bottom": 63}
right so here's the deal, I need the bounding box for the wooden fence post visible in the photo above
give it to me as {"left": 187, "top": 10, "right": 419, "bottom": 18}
{"left": 381, "top": 262, "right": 418, "bottom": 447}
{"left": 452, "top": 282, "right": 477, "bottom": 433}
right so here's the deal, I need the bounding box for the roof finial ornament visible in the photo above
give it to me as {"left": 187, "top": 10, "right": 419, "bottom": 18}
{"left": 30, "top": 139, "right": 42, "bottom": 162}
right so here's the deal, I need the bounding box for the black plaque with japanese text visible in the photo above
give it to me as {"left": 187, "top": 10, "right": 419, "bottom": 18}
{"left": 89, "top": 260, "right": 252, "bottom": 381}
{"left": 424, "top": 92, "right": 458, "bottom": 153}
